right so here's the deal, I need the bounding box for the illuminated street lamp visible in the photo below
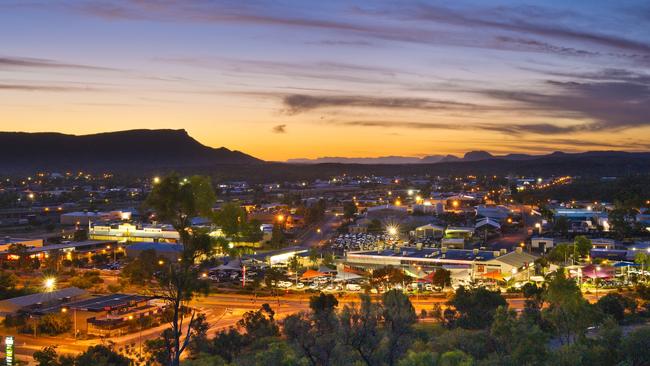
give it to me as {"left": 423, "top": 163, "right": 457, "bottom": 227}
{"left": 387, "top": 225, "right": 398, "bottom": 236}
{"left": 153, "top": 176, "right": 161, "bottom": 184}
{"left": 43, "top": 277, "right": 56, "bottom": 292}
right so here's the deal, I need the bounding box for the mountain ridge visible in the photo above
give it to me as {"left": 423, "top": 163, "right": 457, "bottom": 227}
{"left": 0, "top": 129, "right": 261, "bottom": 173}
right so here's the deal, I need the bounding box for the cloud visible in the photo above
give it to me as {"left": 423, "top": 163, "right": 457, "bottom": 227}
{"left": 481, "top": 77, "right": 650, "bottom": 131}
{"left": 0, "top": 56, "right": 118, "bottom": 71}
{"left": 282, "top": 94, "right": 478, "bottom": 115}
{"left": 410, "top": 3, "right": 650, "bottom": 54}
{"left": 20, "top": 1, "right": 650, "bottom": 62}
{"left": 272, "top": 124, "right": 287, "bottom": 134}
{"left": 0, "top": 83, "right": 99, "bottom": 92}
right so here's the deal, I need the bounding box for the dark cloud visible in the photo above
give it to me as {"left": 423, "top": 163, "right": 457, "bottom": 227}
{"left": 0, "top": 83, "right": 99, "bottom": 92}
{"left": 19, "top": 1, "right": 650, "bottom": 61}
{"left": 282, "top": 94, "right": 478, "bottom": 115}
{"left": 335, "top": 120, "right": 580, "bottom": 135}
{"left": 410, "top": 3, "right": 650, "bottom": 54}
{"left": 0, "top": 56, "right": 118, "bottom": 71}
{"left": 272, "top": 124, "right": 287, "bottom": 134}
{"left": 482, "top": 77, "right": 650, "bottom": 131}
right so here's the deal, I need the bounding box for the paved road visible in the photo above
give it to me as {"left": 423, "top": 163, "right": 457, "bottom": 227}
{"left": 299, "top": 214, "right": 340, "bottom": 248}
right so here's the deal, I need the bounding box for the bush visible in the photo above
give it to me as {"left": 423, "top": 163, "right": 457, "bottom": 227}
{"left": 38, "top": 313, "right": 72, "bottom": 335}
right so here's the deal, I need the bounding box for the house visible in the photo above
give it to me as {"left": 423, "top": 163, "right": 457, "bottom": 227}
{"left": 412, "top": 224, "right": 445, "bottom": 239}
{"left": 531, "top": 237, "right": 555, "bottom": 252}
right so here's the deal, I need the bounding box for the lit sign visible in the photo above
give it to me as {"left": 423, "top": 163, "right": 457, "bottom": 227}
{"left": 5, "top": 336, "right": 14, "bottom": 366}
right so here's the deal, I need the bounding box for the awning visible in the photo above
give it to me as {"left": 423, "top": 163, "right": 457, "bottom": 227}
{"left": 301, "top": 269, "right": 327, "bottom": 280}
{"left": 581, "top": 264, "right": 614, "bottom": 279}
{"left": 335, "top": 271, "right": 364, "bottom": 281}
{"left": 479, "top": 271, "right": 504, "bottom": 281}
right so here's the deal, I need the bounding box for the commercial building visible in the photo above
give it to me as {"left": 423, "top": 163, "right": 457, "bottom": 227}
{"left": 60, "top": 211, "right": 130, "bottom": 226}
{"left": 0, "top": 287, "right": 87, "bottom": 319}
{"left": 125, "top": 242, "right": 183, "bottom": 261}
{"left": 0, "top": 237, "right": 44, "bottom": 252}
{"left": 89, "top": 222, "right": 180, "bottom": 243}
{"left": 343, "top": 247, "right": 537, "bottom": 280}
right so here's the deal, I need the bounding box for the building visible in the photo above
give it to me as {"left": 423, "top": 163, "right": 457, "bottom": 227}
{"left": 60, "top": 211, "right": 129, "bottom": 225}
{"left": 0, "top": 240, "right": 118, "bottom": 263}
{"left": 0, "top": 287, "right": 87, "bottom": 319}
{"left": 125, "top": 242, "right": 183, "bottom": 261}
{"left": 0, "top": 237, "right": 44, "bottom": 252}
{"left": 411, "top": 224, "right": 445, "bottom": 239}
{"left": 475, "top": 205, "right": 512, "bottom": 221}
{"left": 249, "top": 246, "right": 309, "bottom": 265}
{"left": 531, "top": 237, "right": 555, "bottom": 252}
{"left": 343, "top": 247, "right": 537, "bottom": 280}
{"left": 90, "top": 222, "right": 180, "bottom": 243}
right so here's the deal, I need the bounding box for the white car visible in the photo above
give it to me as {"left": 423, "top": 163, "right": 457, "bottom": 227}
{"left": 309, "top": 282, "right": 320, "bottom": 290}
{"left": 424, "top": 284, "right": 433, "bottom": 291}
{"left": 296, "top": 283, "right": 305, "bottom": 289}
{"left": 346, "top": 283, "right": 361, "bottom": 291}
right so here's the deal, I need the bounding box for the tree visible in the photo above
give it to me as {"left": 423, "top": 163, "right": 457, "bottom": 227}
{"left": 447, "top": 286, "right": 506, "bottom": 329}
{"left": 371, "top": 266, "right": 409, "bottom": 289}
{"left": 270, "top": 223, "right": 285, "bottom": 248}
{"left": 33, "top": 346, "right": 64, "bottom": 366}
{"left": 490, "top": 306, "right": 548, "bottom": 365}
{"left": 622, "top": 326, "right": 650, "bottom": 366}
{"left": 438, "top": 350, "right": 473, "bottom": 366}
{"left": 145, "top": 174, "right": 216, "bottom": 366}
{"left": 573, "top": 236, "right": 592, "bottom": 258}
{"left": 7, "top": 243, "right": 32, "bottom": 270}
{"left": 211, "top": 327, "right": 245, "bottom": 363}
{"left": 339, "top": 295, "right": 381, "bottom": 366}
{"left": 254, "top": 341, "right": 306, "bottom": 366}
{"left": 188, "top": 313, "right": 211, "bottom": 358}
{"left": 121, "top": 249, "right": 160, "bottom": 285}
{"left": 343, "top": 201, "right": 358, "bottom": 219}
{"left": 76, "top": 344, "right": 131, "bottom": 366}
{"left": 0, "top": 270, "right": 20, "bottom": 299}
{"left": 431, "top": 269, "right": 451, "bottom": 288}
{"left": 284, "top": 293, "right": 340, "bottom": 366}
{"left": 397, "top": 351, "right": 437, "bottom": 366}
{"left": 543, "top": 270, "right": 598, "bottom": 345}
{"left": 553, "top": 216, "right": 569, "bottom": 237}
{"left": 237, "top": 303, "right": 280, "bottom": 341}
{"left": 37, "top": 313, "right": 72, "bottom": 335}
{"left": 213, "top": 202, "right": 248, "bottom": 240}
{"left": 382, "top": 290, "right": 417, "bottom": 366}
{"left": 597, "top": 293, "right": 636, "bottom": 323}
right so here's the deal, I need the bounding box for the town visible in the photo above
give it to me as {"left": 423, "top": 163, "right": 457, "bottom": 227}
{"left": 1, "top": 170, "right": 650, "bottom": 365}
{"left": 3, "top": 0, "right": 650, "bottom": 365}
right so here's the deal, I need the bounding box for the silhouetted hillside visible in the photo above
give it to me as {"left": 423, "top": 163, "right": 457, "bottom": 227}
{"left": 0, "top": 129, "right": 261, "bottom": 173}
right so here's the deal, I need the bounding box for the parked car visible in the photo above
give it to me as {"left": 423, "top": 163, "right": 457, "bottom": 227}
{"left": 346, "top": 283, "right": 361, "bottom": 291}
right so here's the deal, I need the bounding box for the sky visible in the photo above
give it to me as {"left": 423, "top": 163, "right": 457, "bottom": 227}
{"left": 1, "top": 0, "right": 650, "bottom": 161}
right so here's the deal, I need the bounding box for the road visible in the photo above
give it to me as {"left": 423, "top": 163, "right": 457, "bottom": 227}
{"left": 299, "top": 214, "right": 340, "bottom": 248}
{"left": 4, "top": 289, "right": 572, "bottom": 364}
{"left": 487, "top": 205, "right": 535, "bottom": 251}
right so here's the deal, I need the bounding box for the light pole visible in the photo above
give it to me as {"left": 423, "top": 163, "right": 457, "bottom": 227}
{"left": 595, "top": 266, "right": 601, "bottom": 300}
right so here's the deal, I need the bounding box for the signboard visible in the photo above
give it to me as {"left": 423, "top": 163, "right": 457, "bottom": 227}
{"left": 5, "top": 336, "right": 14, "bottom": 366}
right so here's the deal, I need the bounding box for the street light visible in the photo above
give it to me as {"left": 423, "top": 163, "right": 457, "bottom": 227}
{"left": 43, "top": 277, "right": 56, "bottom": 292}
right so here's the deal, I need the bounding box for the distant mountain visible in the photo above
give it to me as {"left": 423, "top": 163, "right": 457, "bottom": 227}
{"left": 287, "top": 149, "right": 649, "bottom": 165}
{"left": 462, "top": 151, "right": 494, "bottom": 161}
{"left": 286, "top": 156, "right": 423, "bottom": 164}
{"left": 0, "top": 129, "right": 261, "bottom": 173}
